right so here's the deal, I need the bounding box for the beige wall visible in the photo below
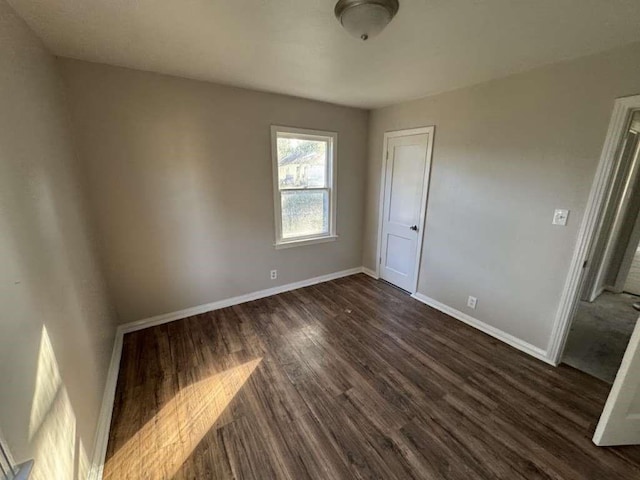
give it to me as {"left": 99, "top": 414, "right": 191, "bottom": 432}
{"left": 4, "top": 14, "right": 639, "bottom": 476}
{"left": 58, "top": 59, "right": 369, "bottom": 324}
{"left": 0, "top": 2, "right": 116, "bottom": 478}
{"left": 365, "top": 42, "right": 640, "bottom": 352}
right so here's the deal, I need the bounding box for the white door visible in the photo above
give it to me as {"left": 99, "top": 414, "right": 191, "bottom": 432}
{"left": 379, "top": 129, "right": 433, "bottom": 292}
{"left": 593, "top": 317, "right": 640, "bottom": 445}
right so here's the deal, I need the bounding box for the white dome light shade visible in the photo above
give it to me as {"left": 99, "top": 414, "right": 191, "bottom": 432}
{"left": 335, "top": 0, "right": 400, "bottom": 41}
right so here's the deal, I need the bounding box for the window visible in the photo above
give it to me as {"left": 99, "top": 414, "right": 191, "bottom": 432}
{"left": 0, "top": 428, "right": 32, "bottom": 480}
{"left": 271, "top": 126, "right": 337, "bottom": 248}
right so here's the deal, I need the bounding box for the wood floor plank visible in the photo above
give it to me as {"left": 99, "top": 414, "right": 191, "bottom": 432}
{"left": 104, "top": 274, "right": 640, "bottom": 479}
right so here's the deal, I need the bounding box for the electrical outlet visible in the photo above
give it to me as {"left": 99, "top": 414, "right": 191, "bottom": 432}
{"left": 467, "top": 296, "right": 477, "bottom": 309}
{"left": 270, "top": 269, "right": 277, "bottom": 280}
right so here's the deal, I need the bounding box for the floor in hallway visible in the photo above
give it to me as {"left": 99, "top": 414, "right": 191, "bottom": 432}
{"left": 563, "top": 291, "right": 639, "bottom": 383}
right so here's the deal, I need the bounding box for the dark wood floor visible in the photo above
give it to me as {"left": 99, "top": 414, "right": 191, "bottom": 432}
{"left": 105, "top": 274, "right": 640, "bottom": 479}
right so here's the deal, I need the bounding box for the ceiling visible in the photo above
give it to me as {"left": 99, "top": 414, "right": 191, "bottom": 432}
{"left": 8, "top": 0, "right": 640, "bottom": 108}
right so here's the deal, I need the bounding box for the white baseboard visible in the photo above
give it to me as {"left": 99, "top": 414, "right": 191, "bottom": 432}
{"left": 87, "top": 266, "right": 364, "bottom": 479}
{"left": 89, "top": 269, "right": 553, "bottom": 479}
{"left": 411, "top": 292, "right": 553, "bottom": 366}
{"left": 121, "top": 267, "right": 363, "bottom": 334}
{"left": 362, "top": 267, "right": 379, "bottom": 279}
{"left": 88, "top": 326, "right": 124, "bottom": 480}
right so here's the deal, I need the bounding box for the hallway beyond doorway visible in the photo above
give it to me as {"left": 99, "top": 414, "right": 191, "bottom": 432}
{"left": 563, "top": 292, "right": 639, "bottom": 383}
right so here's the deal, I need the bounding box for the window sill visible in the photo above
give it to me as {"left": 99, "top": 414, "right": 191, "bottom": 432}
{"left": 275, "top": 235, "right": 338, "bottom": 249}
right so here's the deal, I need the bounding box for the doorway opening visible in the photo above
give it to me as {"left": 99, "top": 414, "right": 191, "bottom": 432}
{"left": 375, "top": 127, "right": 434, "bottom": 293}
{"left": 536, "top": 95, "right": 640, "bottom": 446}
{"left": 562, "top": 109, "right": 640, "bottom": 383}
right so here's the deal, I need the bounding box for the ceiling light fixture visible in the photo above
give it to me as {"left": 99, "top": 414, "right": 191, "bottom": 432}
{"left": 334, "top": 0, "right": 399, "bottom": 41}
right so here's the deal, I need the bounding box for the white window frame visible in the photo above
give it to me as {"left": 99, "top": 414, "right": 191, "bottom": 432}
{"left": 0, "top": 427, "right": 32, "bottom": 480}
{"left": 271, "top": 125, "right": 338, "bottom": 249}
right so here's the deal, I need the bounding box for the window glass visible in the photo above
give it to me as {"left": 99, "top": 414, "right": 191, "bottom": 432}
{"left": 281, "top": 190, "right": 329, "bottom": 238}
{"left": 277, "top": 138, "right": 327, "bottom": 189}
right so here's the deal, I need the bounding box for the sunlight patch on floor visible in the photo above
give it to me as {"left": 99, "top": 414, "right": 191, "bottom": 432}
{"left": 104, "top": 358, "right": 261, "bottom": 480}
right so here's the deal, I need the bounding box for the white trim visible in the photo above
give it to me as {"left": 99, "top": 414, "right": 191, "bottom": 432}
{"left": 612, "top": 143, "right": 640, "bottom": 292}
{"left": 362, "top": 267, "right": 379, "bottom": 279}
{"left": 591, "top": 132, "right": 640, "bottom": 296}
{"left": 547, "top": 95, "right": 640, "bottom": 365}
{"left": 412, "top": 292, "right": 552, "bottom": 365}
{"left": 88, "top": 326, "right": 124, "bottom": 480}
{"left": 274, "top": 234, "right": 338, "bottom": 249}
{"left": 87, "top": 266, "right": 364, "bottom": 478}
{"left": 122, "top": 267, "right": 362, "bottom": 334}
{"left": 0, "top": 426, "right": 17, "bottom": 476}
{"left": 375, "top": 126, "right": 435, "bottom": 293}
{"left": 271, "top": 125, "right": 338, "bottom": 248}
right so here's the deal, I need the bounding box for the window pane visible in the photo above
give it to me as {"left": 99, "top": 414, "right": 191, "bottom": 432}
{"left": 281, "top": 190, "right": 328, "bottom": 238}
{"left": 277, "top": 137, "right": 327, "bottom": 188}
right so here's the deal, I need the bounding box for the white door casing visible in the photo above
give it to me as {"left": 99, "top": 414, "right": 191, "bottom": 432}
{"left": 593, "top": 317, "right": 640, "bottom": 446}
{"left": 377, "top": 127, "right": 434, "bottom": 292}
{"left": 548, "top": 95, "right": 640, "bottom": 365}
{"left": 592, "top": 131, "right": 640, "bottom": 297}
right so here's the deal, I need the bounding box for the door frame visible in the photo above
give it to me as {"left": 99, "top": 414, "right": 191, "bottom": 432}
{"left": 548, "top": 94, "right": 640, "bottom": 365}
{"left": 615, "top": 208, "right": 640, "bottom": 294}
{"left": 587, "top": 130, "right": 640, "bottom": 298}
{"left": 374, "top": 126, "right": 435, "bottom": 293}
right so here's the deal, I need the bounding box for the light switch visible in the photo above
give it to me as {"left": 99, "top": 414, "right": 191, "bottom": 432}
{"left": 553, "top": 209, "right": 569, "bottom": 226}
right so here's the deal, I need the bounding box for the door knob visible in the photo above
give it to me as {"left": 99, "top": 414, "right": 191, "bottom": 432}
{"left": 410, "top": 225, "right": 418, "bottom": 231}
